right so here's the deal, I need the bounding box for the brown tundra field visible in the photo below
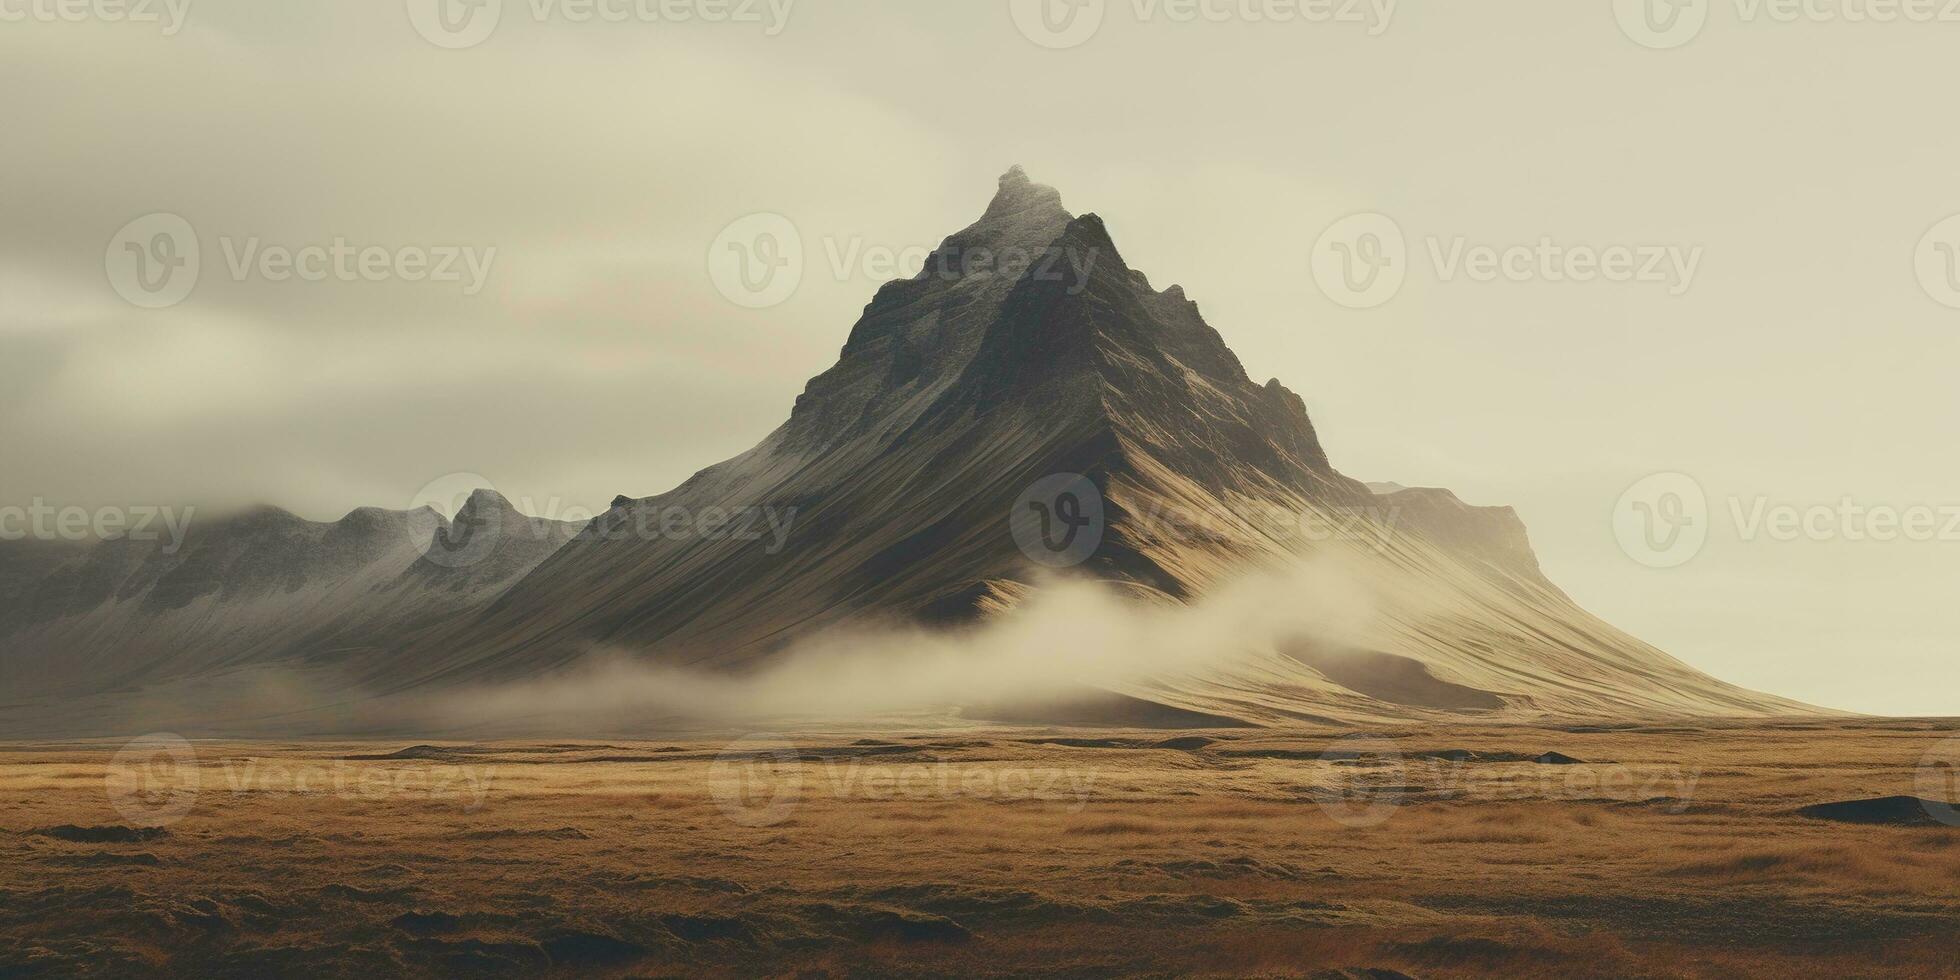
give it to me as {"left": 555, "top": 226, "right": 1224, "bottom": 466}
{"left": 3, "top": 719, "right": 1959, "bottom": 979}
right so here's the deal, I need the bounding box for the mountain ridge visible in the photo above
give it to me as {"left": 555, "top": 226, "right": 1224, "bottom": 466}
{"left": 0, "top": 168, "right": 1823, "bottom": 734}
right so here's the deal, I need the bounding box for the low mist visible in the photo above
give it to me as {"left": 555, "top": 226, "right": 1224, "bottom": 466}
{"left": 421, "top": 552, "right": 1388, "bottom": 733}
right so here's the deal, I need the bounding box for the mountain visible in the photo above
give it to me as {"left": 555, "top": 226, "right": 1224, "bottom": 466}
{"left": 0, "top": 492, "right": 576, "bottom": 706}
{"left": 0, "top": 169, "right": 1817, "bottom": 734}
{"left": 344, "top": 168, "right": 1373, "bottom": 683}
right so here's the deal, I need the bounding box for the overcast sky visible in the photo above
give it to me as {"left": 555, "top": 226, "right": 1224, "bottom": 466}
{"left": 3, "top": 0, "right": 1957, "bottom": 715}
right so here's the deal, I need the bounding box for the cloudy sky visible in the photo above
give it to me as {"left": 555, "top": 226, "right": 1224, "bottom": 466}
{"left": 3, "top": 0, "right": 1957, "bottom": 714}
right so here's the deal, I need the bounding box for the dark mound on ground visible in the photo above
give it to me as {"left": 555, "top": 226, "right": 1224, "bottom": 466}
{"left": 33, "top": 825, "right": 169, "bottom": 844}
{"left": 390, "top": 911, "right": 464, "bottom": 936}
{"left": 541, "top": 931, "right": 647, "bottom": 967}
{"left": 46, "top": 853, "right": 163, "bottom": 867}
{"left": 1796, "top": 796, "right": 1955, "bottom": 826}
{"left": 344, "top": 745, "right": 482, "bottom": 761}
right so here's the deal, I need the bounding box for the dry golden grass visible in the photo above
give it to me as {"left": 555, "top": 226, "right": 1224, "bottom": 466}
{"left": 1, "top": 719, "right": 1957, "bottom": 978}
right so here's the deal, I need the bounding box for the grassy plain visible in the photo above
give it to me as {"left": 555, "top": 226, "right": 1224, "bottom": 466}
{"left": 2, "top": 719, "right": 1957, "bottom": 978}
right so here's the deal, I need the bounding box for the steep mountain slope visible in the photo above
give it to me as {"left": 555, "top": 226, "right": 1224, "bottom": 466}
{"left": 0, "top": 169, "right": 1817, "bottom": 732}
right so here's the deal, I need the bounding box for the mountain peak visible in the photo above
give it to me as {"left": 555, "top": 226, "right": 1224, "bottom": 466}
{"left": 443, "top": 488, "right": 527, "bottom": 532}
{"left": 983, "top": 165, "right": 1067, "bottom": 224}
{"left": 461, "top": 488, "right": 512, "bottom": 514}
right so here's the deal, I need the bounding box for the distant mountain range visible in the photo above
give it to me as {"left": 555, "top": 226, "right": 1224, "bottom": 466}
{"left": 0, "top": 169, "right": 1816, "bottom": 735}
